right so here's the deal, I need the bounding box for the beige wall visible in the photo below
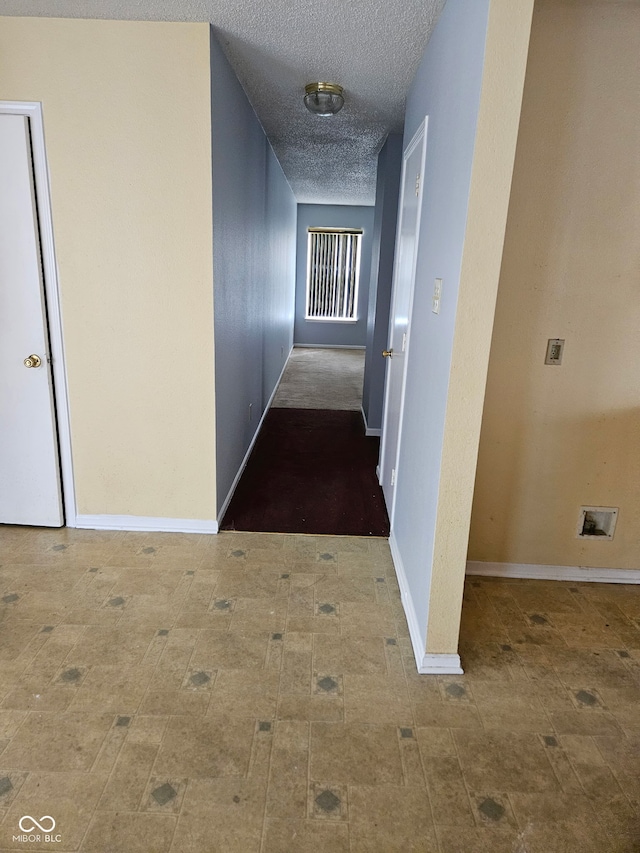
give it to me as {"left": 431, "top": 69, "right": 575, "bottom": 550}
{"left": 470, "top": 0, "right": 640, "bottom": 569}
{"left": 0, "top": 17, "right": 216, "bottom": 520}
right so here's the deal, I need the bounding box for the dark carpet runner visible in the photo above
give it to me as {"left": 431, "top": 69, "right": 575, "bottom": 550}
{"left": 221, "top": 408, "right": 390, "bottom": 536}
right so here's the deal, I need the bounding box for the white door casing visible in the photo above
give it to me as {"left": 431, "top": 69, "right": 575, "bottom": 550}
{"left": 0, "top": 104, "right": 75, "bottom": 526}
{"left": 379, "top": 118, "right": 428, "bottom": 526}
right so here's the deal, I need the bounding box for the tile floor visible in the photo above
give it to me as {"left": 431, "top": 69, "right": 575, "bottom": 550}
{"left": 0, "top": 526, "right": 639, "bottom": 851}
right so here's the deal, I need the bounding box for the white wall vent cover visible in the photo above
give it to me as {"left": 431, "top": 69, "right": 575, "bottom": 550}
{"left": 576, "top": 506, "right": 618, "bottom": 540}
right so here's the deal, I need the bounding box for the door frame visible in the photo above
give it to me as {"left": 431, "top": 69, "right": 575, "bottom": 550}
{"left": 379, "top": 116, "right": 428, "bottom": 529}
{"left": 0, "top": 101, "right": 77, "bottom": 526}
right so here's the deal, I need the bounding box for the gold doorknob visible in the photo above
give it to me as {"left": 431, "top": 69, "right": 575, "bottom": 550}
{"left": 24, "top": 354, "right": 42, "bottom": 368}
{"left": 382, "top": 349, "right": 393, "bottom": 358}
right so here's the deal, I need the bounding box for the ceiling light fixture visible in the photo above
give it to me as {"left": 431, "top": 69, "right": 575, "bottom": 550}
{"left": 304, "top": 82, "right": 345, "bottom": 116}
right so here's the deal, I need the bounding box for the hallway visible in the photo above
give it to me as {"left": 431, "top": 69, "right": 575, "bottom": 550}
{"left": 0, "top": 524, "right": 638, "bottom": 851}
{"left": 220, "top": 348, "right": 389, "bottom": 536}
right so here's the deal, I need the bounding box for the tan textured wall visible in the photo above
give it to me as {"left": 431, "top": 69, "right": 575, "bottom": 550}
{"left": 469, "top": 0, "right": 640, "bottom": 571}
{"left": 0, "top": 17, "right": 216, "bottom": 520}
{"left": 425, "top": 0, "right": 535, "bottom": 653}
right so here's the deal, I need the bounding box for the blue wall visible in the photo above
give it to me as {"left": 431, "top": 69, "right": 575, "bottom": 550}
{"left": 210, "top": 29, "right": 297, "bottom": 517}
{"left": 362, "top": 134, "right": 403, "bottom": 433}
{"left": 294, "top": 204, "right": 375, "bottom": 347}
{"left": 388, "top": 1, "right": 490, "bottom": 650}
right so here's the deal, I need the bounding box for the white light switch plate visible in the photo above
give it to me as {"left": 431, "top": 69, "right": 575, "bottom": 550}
{"left": 432, "top": 278, "right": 442, "bottom": 314}
{"left": 545, "top": 338, "right": 564, "bottom": 365}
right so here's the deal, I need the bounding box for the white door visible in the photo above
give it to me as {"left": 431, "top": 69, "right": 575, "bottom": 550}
{"left": 0, "top": 114, "right": 64, "bottom": 526}
{"left": 379, "top": 119, "right": 427, "bottom": 522}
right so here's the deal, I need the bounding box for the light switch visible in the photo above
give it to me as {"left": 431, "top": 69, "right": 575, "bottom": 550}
{"left": 432, "top": 278, "right": 442, "bottom": 314}
{"left": 545, "top": 338, "right": 564, "bottom": 365}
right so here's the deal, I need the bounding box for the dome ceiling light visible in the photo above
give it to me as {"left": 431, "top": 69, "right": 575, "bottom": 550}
{"left": 304, "top": 82, "right": 345, "bottom": 116}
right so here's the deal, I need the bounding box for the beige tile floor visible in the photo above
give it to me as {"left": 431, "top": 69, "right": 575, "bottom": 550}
{"left": 0, "top": 526, "right": 639, "bottom": 851}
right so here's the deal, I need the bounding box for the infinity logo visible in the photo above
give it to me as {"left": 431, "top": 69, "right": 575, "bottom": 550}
{"left": 19, "top": 816, "right": 56, "bottom": 833}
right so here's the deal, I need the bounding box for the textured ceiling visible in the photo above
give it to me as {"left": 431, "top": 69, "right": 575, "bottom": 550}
{"left": 0, "top": 0, "right": 446, "bottom": 204}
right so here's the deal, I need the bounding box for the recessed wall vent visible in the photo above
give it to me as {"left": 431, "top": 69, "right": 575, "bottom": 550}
{"left": 576, "top": 506, "right": 618, "bottom": 540}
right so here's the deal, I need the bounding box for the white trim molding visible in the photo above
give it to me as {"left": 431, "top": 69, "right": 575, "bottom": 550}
{"left": 389, "top": 531, "right": 464, "bottom": 675}
{"left": 389, "top": 532, "right": 424, "bottom": 668}
{"left": 76, "top": 514, "right": 218, "bottom": 534}
{"left": 0, "top": 101, "right": 77, "bottom": 526}
{"left": 217, "top": 345, "right": 293, "bottom": 525}
{"left": 466, "top": 561, "right": 640, "bottom": 585}
{"left": 293, "top": 343, "right": 366, "bottom": 350}
{"left": 378, "top": 116, "right": 428, "bottom": 529}
{"left": 420, "top": 653, "right": 464, "bottom": 675}
{"left": 360, "top": 406, "right": 381, "bottom": 437}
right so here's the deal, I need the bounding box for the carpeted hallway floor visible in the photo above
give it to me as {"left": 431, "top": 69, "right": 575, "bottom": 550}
{"left": 221, "top": 347, "right": 389, "bottom": 536}
{"left": 271, "top": 347, "right": 365, "bottom": 411}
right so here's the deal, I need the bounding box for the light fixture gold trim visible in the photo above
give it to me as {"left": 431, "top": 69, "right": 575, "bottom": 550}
{"left": 304, "top": 82, "right": 343, "bottom": 98}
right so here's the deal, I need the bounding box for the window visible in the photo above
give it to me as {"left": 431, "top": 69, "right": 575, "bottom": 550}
{"left": 305, "top": 228, "right": 362, "bottom": 322}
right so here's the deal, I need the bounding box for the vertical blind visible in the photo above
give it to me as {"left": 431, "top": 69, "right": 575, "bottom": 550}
{"left": 305, "top": 228, "right": 362, "bottom": 321}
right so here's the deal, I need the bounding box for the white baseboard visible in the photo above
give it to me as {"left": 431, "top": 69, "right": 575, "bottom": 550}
{"left": 389, "top": 532, "right": 464, "bottom": 675}
{"left": 75, "top": 514, "right": 218, "bottom": 534}
{"left": 360, "top": 406, "right": 381, "bottom": 437}
{"left": 420, "top": 653, "right": 464, "bottom": 675}
{"left": 466, "top": 561, "right": 640, "bottom": 585}
{"left": 293, "top": 343, "right": 366, "bottom": 350}
{"left": 217, "top": 346, "right": 293, "bottom": 525}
